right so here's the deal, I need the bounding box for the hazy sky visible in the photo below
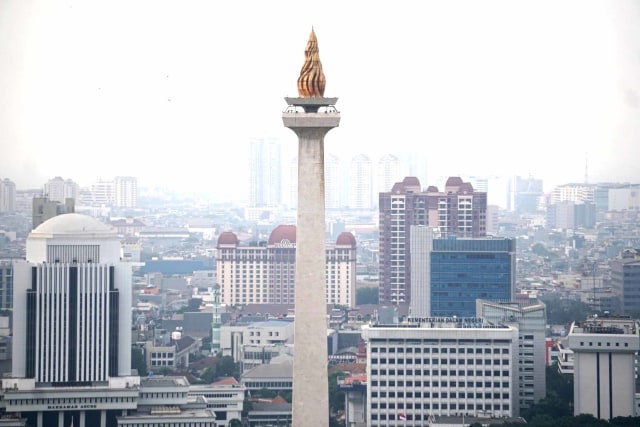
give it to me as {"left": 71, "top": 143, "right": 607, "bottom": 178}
{"left": 1, "top": 0, "right": 639, "bottom": 200}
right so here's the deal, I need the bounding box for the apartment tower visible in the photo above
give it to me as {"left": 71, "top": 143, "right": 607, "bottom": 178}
{"left": 379, "top": 176, "right": 487, "bottom": 305}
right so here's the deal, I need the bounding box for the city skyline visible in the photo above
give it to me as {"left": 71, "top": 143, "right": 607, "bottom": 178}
{"left": 1, "top": 1, "right": 639, "bottom": 199}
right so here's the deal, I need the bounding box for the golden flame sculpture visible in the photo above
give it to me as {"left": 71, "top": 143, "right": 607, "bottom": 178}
{"left": 297, "top": 29, "right": 326, "bottom": 98}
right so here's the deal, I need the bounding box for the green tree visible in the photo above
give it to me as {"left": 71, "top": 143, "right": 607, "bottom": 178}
{"left": 200, "top": 366, "right": 216, "bottom": 384}
{"left": 328, "top": 371, "right": 346, "bottom": 414}
{"left": 356, "top": 287, "right": 379, "bottom": 305}
{"left": 131, "top": 347, "right": 147, "bottom": 376}
{"left": 216, "top": 355, "right": 239, "bottom": 379}
{"left": 228, "top": 419, "right": 242, "bottom": 427}
{"left": 540, "top": 294, "right": 594, "bottom": 325}
{"left": 255, "top": 388, "right": 277, "bottom": 398}
{"left": 521, "top": 364, "right": 573, "bottom": 421}
{"left": 242, "top": 397, "right": 253, "bottom": 417}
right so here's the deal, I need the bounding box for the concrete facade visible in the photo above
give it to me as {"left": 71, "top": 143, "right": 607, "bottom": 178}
{"left": 283, "top": 95, "right": 340, "bottom": 427}
{"left": 567, "top": 315, "right": 640, "bottom": 419}
{"left": 362, "top": 319, "right": 519, "bottom": 426}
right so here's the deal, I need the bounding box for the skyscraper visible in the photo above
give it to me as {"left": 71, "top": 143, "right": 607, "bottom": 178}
{"left": 5, "top": 213, "right": 137, "bottom": 427}
{"left": 379, "top": 176, "right": 487, "bottom": 305}
{"left": 348, "top": 154, "right": 373, "bottom": 210}
{"left": 114, "top": 176, "right": 138, "bottom": 208}
{"left": 377, "top": 153, "right": 401, "bottom": 195}
{"left": 413, "top": 234, "right": 516, "bottom": 317}
{"left": 0, "top": 178, "right": 16, "bottom": 213}
{"left": 283, "top": 29, "right": 340, "bottom": 427}
{"left": 43, "top": 176, "right": 79, "bottom": 204}
{"left": 249, "top": 138, "right": 282, "bottom": 207}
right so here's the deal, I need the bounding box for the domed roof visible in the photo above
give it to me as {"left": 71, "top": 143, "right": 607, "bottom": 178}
{"left": 268, "top": 225, "right": 297, "bottom": 245}
{"left": 31, "top": 213, "right": 113, "bottom": 237}
{"left": 459, "top": 182, "right": 475, "bottom": 193}
{"left": 336, "top": 232, "right": 356, "bottom": 247}
{"left": 217, "top": 231, "right": 239, "bottom": 246}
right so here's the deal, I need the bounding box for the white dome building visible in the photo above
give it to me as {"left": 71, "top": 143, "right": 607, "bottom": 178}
{"left": 6, "top": 213, "right": 138, "bottom": 427}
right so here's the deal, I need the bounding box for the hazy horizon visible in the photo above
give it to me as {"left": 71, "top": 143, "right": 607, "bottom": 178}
{"left": 1, "top": 0, "right": 639, "bottom": 200}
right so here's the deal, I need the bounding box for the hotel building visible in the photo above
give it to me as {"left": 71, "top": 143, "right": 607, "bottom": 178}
{"left": 216, "top": 225, "right": 356, "bottom": 307}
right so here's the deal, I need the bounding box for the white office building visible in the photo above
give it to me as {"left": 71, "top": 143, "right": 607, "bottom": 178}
{"left": 249, "top": 138, "right": 281, "bottom": 208}
{"left": 220, "top": 320, "right": 294, "bottom": 372}
{"left": 114, "top": 176, "right": 137, "bottom": 208}
{"left": 0, "top": 178, "right": 16, "bottom": 213}
{"left": 5, "top": 213, "right": 137, "bottom": 427}
{"left": 567, "top": 315, "right": 640, "bottom": 420}
{"left": 362, "top": 318, "right": 519, "bottom": 426}
{"left": 348, "top": 154, "right": 373, "bottom": 210}
{"left": 476, "top": 300, "right": 547, "bottom": 410}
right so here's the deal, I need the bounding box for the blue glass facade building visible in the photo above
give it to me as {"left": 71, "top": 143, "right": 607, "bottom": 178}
{"left": 430, "top": 237, "right": 515, "bottom": 317}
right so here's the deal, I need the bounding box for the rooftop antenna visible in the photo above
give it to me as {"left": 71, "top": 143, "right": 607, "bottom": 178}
{"left": 584, "top": 152, "right": 589, "bottom": 184}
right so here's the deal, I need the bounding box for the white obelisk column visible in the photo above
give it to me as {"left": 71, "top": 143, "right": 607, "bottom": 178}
{"left": 284, "top": 97, "right": 340, "bottom": 426}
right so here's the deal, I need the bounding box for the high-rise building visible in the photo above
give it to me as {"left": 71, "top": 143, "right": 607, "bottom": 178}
{"left": 411, "top": 234, "right": 516, "bottom": 317}
{"left": 43, "top": 176, "right": 79, "bottom": 204}
{"left": 377, "top": 154, "right": 401, "bottom": 195}
{"left": 348, "top": 154, "right": 373, "bottom": 210}
{"left": 546, "top": 201, "right": 596, "bottom": 229}
{"left": 0, "top": 178, "right": 16, "bottom": 213}
{"left": 114, "top": 176, "right": 138, "bottom": 208}
{"left": 509, "top": 175, "right": 544, "bottom": 214}
{"left": 87, "top": 179, "right": 115, "bottom": 206}
{"left": 362, "top": 318, "right": 519, "bottom": 426}
{"left": 567, "top": 315, "right": 640, "bottom": 420}
{"left": 0, "top": 260, "right": 13, "bottom": 310}
{"left": 550, "top": 183, "right": 596, "bottom": 204}
{"left": 216, "top": 226, "right": 356, "bottom": 307}
{"left": 379, "top": 176, "right": 487, "bottom": 305}
{"left": 32, "top": 196, "right": 75, "bottom": 230}
{"left": 5, "top": 213, "right": 138, "bottom": 427}
{"left": 249, "top": 138, "right": 281, "bottom": 208}
{"left": 476, "top": 300, "right": 547, "bottom": 410}
{"left": 611, "top": 249, "right": 640, "bottom": 315}
{"left": 282, "top": 29, "right": 340, "bottom": 426}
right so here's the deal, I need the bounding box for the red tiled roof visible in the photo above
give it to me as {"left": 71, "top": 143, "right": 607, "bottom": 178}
{"left": 268, "top": 225, "right": 296, "bottom": 245}
{"left": 212, "top": 376, "right": 239, "bottom": 386}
